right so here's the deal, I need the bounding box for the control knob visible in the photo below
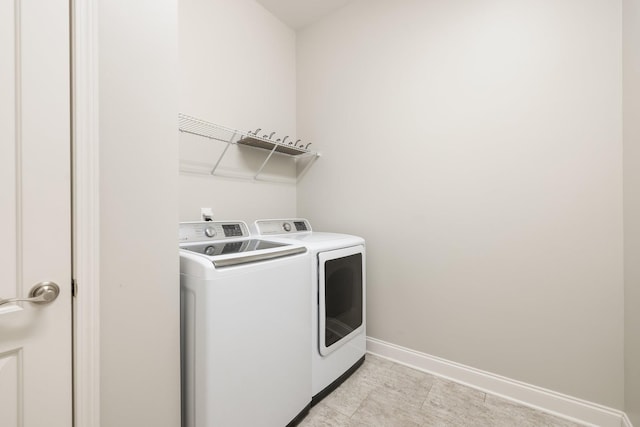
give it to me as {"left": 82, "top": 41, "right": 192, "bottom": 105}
{"left": 282, "top": 222, "right": 292, "bottom": 232}
{"left": 204, "top": 226, "right": 216, "bottom": 238}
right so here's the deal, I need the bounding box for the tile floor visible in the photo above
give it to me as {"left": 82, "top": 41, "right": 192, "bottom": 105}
{"left": 299, "top": 354, "right": 586, "bottom": 427}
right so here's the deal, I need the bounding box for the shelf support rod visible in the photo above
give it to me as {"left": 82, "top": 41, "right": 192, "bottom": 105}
{"left": 254, "top": 143, "right": 279, "bottom": 180}
{"left": 296, "top": 153, "right": 320, "bottom": 181}
{"left": 211, "top": 131, "right": 237, "bottom": 175}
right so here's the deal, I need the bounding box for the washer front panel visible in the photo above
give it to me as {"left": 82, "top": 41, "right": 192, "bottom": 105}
{"left": 180, "top": 251, "right": 311, "bottom": 427}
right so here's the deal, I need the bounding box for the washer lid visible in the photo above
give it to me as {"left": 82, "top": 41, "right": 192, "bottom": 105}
{"left": 180, "top": 239, "right": 307, "bottom": 268}
{"left": 182, "top": 239, "right": 287, "bottom": 256}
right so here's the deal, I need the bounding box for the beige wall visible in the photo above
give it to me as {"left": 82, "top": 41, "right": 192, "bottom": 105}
{"left": 99, "top": 0, "right": 180, "bottom": 425}
{"left": 297, "top": 0, "right": 624, "bottom": 408}
{"left": 179, "top": 0, "right": 298, "bottom": 223}
{"left": 624, "top": 0, "right": 640, "bottom": 423}
{"left": 93, "top": 0, "right": 635, "bottom": 420}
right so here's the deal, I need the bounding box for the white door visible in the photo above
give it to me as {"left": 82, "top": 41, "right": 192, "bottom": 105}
{"left": 0, "top": 0, "right": 72, "bottom": 425}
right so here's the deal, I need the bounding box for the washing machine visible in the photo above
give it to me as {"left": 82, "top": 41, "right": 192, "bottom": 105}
{"left": 180, "top": 221, "right": 311, "bottom": 427}
{"left": 252, "top": 218, "right": 366, "bottom": 405}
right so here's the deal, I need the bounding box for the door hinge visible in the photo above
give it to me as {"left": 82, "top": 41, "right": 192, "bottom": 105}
{"left": 72, "top": 279, "right": 77, "bottom": 297}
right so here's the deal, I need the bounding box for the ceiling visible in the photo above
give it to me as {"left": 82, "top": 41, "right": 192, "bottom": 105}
{"left": 255, "top": 0, "right": 353, "bottom": 29}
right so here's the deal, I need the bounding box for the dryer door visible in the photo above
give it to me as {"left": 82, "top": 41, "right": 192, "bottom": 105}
{"left": 318, "top": 245, "right": 365, "bottom": 356}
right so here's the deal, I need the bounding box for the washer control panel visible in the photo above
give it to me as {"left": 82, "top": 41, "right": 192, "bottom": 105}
{"left": 254, "top": 218, "right": 312, "bottom": 235}
{"left": 179, "top": 221, "right": 249, "bottom": 243}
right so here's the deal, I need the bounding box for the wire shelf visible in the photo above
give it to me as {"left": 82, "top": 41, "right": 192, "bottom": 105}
{"left": 178, "top": 113, "right": 319, "bottom": 181}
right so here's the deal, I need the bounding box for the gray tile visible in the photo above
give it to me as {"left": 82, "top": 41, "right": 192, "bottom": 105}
{"left": 319, "top": 356, "right": 394, "bottom": 417}
{"left": 349, "top": 356, "right": 399, "bottom": 388}
{"left": 301, "top": 355, "right": 588, "bottom": 427}
{"left": 350, "top": 385, "right": 425, "bottom": 427}
{"left": 390, "top": 362, "right": 437, "bottom": 384}
{"left": 379, "top": 367, "right": 433, "bottom": 408}
{"left": 298, "top": 402, "right": 351, "bottom": 427}
{"left": 425, "top": 377, "right": 486, "bottom": 409}
{"left": 364, "top": 353, "right": 397, "bottom": 370}
{"left": 419, "top": 378, "right": 487, "bottom": 426}
{"left": 358, "top": 355, "right": 434, "bottom": 396}
{"left": 321, "top": 371, "right": 378, "bottom": 417}
{"left": 321, "top": 355, "right": 429, "bottom": 418}
{"left": 421, "top": 395, "right": 490, "bottom": 426}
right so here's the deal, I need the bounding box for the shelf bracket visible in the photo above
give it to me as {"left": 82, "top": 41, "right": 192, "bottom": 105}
{"left": 297, "top": 152, "right": 320, "bottom": 181}
{"left": 254, "top": 143, "right": 279, "bottom": 180}
{"left": 211, "top": 130, "right": 237, "bottom": 175}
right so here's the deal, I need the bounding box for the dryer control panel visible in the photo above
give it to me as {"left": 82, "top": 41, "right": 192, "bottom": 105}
{"left": 179, "top": 221, "right": 250, "bottom": 243}
{"left": 253, "top": 218, "right": 312, "bottom": 235}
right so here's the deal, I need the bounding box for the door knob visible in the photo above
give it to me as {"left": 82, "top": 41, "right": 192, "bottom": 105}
{"left": 0, "top": 282, "right": 60, "bottom": 306}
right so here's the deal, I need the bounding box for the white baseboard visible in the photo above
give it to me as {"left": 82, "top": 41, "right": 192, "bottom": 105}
{"left": 366, "top": 337, "right": 629, "bottom": 427}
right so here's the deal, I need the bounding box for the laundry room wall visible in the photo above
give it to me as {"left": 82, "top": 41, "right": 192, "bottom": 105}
{"left": 178, "top": 0, "right": 298, "bottom": 223}
{"left": 624, "top": 0, "right": 640, "bottom": 423}
{"left": 296, "top": 0, "right": 624, "bottom": 409}
{"left": 99, "top": 0, "right": 180, "bottom": 425}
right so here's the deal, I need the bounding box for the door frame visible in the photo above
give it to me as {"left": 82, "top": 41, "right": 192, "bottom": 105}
{"left": 71, "top": 0, "right": 101, "bottom": 425}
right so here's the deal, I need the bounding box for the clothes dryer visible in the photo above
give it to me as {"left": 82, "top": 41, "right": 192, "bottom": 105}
{"left": 252, "top": 219, "right": 366, "bottom": 404}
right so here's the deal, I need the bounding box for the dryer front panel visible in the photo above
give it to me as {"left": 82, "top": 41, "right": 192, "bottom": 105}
{"left": 318, "top": 245, "right": 365, "bottom": 357}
